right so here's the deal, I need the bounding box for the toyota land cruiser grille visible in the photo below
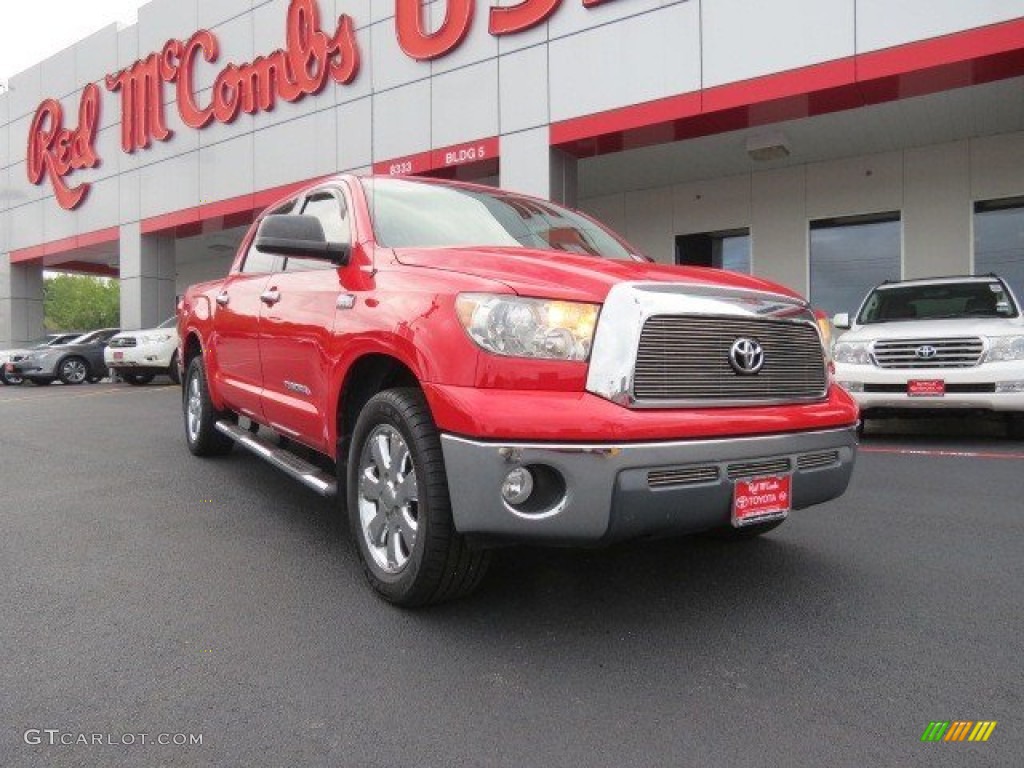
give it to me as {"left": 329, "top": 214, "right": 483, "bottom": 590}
{"left": 872, "top": 337, "right": 984, "bottom": 368}
{"left": 633, "top": 316, "right": 828, "bottom": 404}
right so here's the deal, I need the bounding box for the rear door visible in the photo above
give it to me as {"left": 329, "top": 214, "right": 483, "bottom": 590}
{"left": 258, "top": 186, "right": 354, "bottom": 452}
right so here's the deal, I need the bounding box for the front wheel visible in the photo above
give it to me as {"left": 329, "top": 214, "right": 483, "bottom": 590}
{"left": 1, "top": 368, "right": 23, "bottom": 385}
{"left": 183, "top": 356, "right": 234, "bottom": 456}
{"left": 1009, "top": 416, "right": 1024, "bottom": 440}
{"left": 58, "top": 356, "right": 90, "bottom": 385}
{"left": 347, "top": 388, "right": 491, "bottom": 607}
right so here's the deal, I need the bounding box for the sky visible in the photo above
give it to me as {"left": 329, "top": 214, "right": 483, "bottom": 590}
{"left": 0, "top": 0, "right": 149, "bottom": 84}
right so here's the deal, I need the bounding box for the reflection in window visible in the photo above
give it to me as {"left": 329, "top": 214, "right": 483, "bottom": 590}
{"left": 975, "top": 198, "right": 1024, "bottom": 300}
{"left": 361, "top": 178, "right": 634, "bottom": 260}
{"left": 810, "top": 213, "right": 901, "bottom": 316}
{"left": 675, "top": 229, "right": 750, "bottom": 273}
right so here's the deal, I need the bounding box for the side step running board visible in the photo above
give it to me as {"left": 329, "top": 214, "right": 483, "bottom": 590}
{"left": 215, "top": 420, "right": 337, "bottom": 497}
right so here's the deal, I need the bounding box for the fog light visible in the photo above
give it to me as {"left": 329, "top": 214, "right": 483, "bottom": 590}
{"left": 995, "top": 380, "right": 1024, "bottom": 393}
{"left": 501, "top": 467, "right": 534, "bottom": 505}
{"left": 838, "top": 381, "right": 864, "bottom": 392}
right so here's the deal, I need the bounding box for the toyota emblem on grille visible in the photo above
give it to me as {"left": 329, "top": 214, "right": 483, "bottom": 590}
{"left": 729, "top": 338, "right": 765, "bottom": 375}
{"left": 915, "top": 345, "right": 938, "bottom": 359}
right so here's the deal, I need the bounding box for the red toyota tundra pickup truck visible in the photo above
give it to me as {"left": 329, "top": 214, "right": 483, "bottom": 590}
{"left": 178, "top": 175, "right": 859, "bottom": 606}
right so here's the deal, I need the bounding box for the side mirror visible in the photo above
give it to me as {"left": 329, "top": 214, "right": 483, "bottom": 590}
{"left": 832, "top": 312, "right": 851, "bottom": 330}
{"left": 255, "top": 214, "right": 350, "bottom": 265}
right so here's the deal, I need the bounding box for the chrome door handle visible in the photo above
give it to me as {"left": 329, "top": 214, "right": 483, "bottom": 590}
{"left": 216, "top": 292, "right": 230, "bottom": 307}
{"left": 260, "top": 289, "right": 281, "bottom": 306}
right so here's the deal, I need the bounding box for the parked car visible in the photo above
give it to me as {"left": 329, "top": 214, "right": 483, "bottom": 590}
{"left": 833, "top": 275, "right": 1024, "bottom": 437}
{"left": 179, "top": 175, "right": 858, "bottom": 606}
{"left": 105, "top": 317, "right": 181, "bottom": 385}
{"left": 1, "top": 333, "right": 81, "bottom": 385}
{"left": 8, "top": 328, "right": 120, "bottom": 386}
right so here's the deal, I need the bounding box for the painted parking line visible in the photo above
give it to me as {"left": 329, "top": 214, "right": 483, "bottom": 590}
{"left": 0, "top": 386, "right": 178, "bottom": 405}
{"left": 861, "top": 446, "right": 1024, "bottom": 461}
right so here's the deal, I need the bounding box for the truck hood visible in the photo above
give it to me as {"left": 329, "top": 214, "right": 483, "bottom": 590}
{"left": 841, "top": 316, "right": 1024, "bottom": 343}
{"left": 393, "top": 246, "right": 802, "bottom": 304}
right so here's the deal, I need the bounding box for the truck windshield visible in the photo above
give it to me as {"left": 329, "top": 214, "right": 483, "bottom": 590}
{"left": 857, "top": 281, "right": 1019, "bottom": 324}
{"left": 361, "top": 178, "right": 637, "bottom": 260}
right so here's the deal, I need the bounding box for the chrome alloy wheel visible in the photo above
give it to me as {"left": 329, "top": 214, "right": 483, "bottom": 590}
{"left": 186, "top": 371, "right": 202, "bottom": 443}
{"left": 357, "top": 425, "right": 420, "bottom": 574}
{"left": 61, "top": 358, "right": 88, "bottom": 384}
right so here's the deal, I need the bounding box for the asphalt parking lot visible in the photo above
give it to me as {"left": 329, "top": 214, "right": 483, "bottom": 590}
{"left": 1, "top": 382, "right": 1021, "bottom": 768}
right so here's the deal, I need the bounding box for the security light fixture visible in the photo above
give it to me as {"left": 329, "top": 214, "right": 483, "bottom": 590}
{"left": 746, "top": 132, "right": 791, "bottom": 162}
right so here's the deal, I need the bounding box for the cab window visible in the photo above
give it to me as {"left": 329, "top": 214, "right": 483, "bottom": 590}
{"left": 239, "top": 200, "right": 295, "bottom": 274}
{"left": 285, "top": 191, "right": 350, "bottom": 272}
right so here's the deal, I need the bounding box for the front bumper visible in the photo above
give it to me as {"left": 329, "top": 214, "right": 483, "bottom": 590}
{"left": 835, "top": 362, "right": 1024, "bottom": 413}
{"left": 441, "top": 427, "right": 857, "bottom": 544}
{"left": 8, "top": 359, "right": 58, "bottom": 379}
{"left": 105, "top": 344, "right": 174, "bottom": 370}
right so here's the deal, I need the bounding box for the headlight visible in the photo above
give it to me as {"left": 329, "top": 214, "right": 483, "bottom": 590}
{"left": 455, "top": 294, "right": 599, "bottom": 361}
{"left": 986, "top": 335, "right": 1024, "bottom": 362}
{"left": 138, "top": 334, "right": 174, "bottom": 344}
{"left": 833, "top": 341, "right": 873, "bottom": 365}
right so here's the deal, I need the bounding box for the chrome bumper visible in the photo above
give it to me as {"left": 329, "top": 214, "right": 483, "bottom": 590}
{"left": 441, "top": 427, "right": 857, "bottom": 543}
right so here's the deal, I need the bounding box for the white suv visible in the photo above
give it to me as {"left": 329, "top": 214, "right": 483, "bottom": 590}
{"left": 104, "top": 317, "right": 181, "bottom": 385}
{"left": 833, "top": 275, "right": 1024, "bottom": 437}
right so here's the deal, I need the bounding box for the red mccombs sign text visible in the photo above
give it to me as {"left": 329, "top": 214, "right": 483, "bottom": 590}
{"left": 27, "top": 0, "right": 619, "bottom": 211}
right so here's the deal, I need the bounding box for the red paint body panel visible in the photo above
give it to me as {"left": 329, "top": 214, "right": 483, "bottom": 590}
{"left": 180, "top": 174, "right": 857, "bottom": 463}
{"left": 422, "top": 384, "right": 858, "bottom": 442}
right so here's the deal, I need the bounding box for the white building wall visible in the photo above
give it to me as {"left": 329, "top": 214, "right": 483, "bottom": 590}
{"left": 580, "top": 131, "right": 1024, "bottom": 296}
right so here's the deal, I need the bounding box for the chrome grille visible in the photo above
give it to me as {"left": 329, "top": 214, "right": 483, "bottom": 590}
{"left": 797, "top": 450, "right": 840, "bottom": 471}
{"left": 872, "top": 337, "right": 983, "bottom": 368}
{"left": 648, "top": 465, "right": 720, "bottom": 488}
{"left": 108, "top": 337, "right": 137, "bottom": 348}
{"left": 726, "top": 458, "right": 792, "bottom": 480}
{"left": 633, "top": 316, "right": 827, "bottom": 404}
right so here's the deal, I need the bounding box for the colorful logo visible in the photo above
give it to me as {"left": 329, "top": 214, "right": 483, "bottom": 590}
{"left": 921, "top": 721, "right": 997, "bottom": 742}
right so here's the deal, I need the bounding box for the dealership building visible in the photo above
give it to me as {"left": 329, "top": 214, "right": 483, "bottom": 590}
{"left": 3, "top": 0, "right": 1024, "bottom": 344}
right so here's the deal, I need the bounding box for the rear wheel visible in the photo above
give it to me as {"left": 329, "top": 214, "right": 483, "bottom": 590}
{"left": 123, "top": 372, "right": 156, "bottom": 386}
{"left": 57, "top": 357, "right": 89, "bottom": 385}
{"left": 183, "top": 356, "right": 234, "bottom": 456}
{"left": 168, "top": 351, "right": 181, "bottom": 385}
{"left": 347, "top": 388, "right": 491, "bottom": 607}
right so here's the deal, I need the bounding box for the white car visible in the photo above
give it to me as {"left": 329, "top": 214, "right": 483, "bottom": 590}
{"left": 833, "top": 275, "right": 1024, "bottom": 437}
{"left": 1, "top": 333, "right": 82, "bottom": 385}
{"left": 104, "top": 317, "right": 181, "bottom": 385}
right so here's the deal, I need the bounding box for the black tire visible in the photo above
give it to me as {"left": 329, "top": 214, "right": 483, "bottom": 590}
{"left": 347, "top": 387, "right": 491, "bottom": 607}
{"left": 57, "top": 356, "right": 90, "bottom": 385}
{"left": 168, "top": 351, "right": 181, "bottom": 385}
{"left": 123, "top": 372, "right": 156, "bottom": 386}
{"left": 1008, "top": 416, "right": 1024, "bottom": 440}
{"left": 1, "top": 368, "right": 23, "bottom": 385}
{"left": 29, "top": 378, "right": 53, "bottom": 386}
{"left": 183, "top": 356, "right": 234, "bottom": 456}
{"left": 706, "top": 517, "right": 786, "bottom": 540}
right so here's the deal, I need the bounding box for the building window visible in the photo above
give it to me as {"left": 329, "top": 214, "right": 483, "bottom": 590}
{"left": 975, "top": 197, "right": 1024, "bottom": 300}
{"left": 675, "top": 229, "right": 750, "bottom": 273}
{"left": 810, "top": 213, "right": 901, "bottom": 317}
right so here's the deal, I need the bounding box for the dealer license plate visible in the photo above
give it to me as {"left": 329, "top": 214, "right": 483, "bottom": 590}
{"left": 113, "top": 351, "right": 124, "bottom": 361}
{"left": 907, "top": 379, "right": 945, "bottom": 397}
{"left": 732, "top": 475, "right": 792, "bottom": 527}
